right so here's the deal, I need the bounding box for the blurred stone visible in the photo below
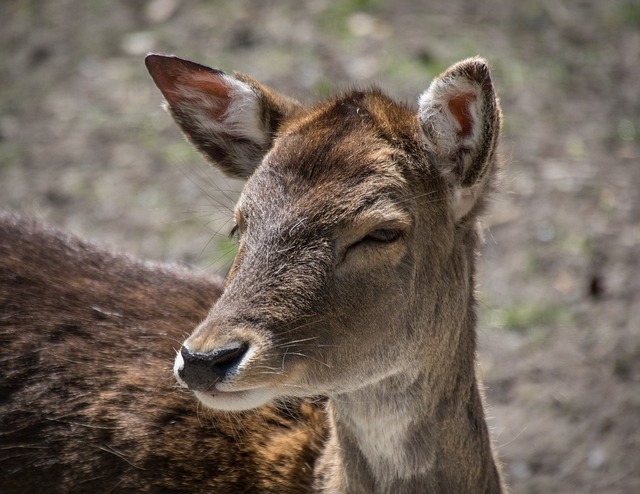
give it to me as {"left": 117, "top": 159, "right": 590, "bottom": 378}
{"left": 347, "top": 13, "right": 392, "bottom": 40}
{"left": 598, "top": 185, "right": 617, "bottom": 213}
{"left": 617, "top": 118, "right": 636, "bottom": 142}
{"left": 510, "top": 460, "right": 532, "bottom": 480}
{"left": 587, "top": 446, "right": 606, "bottom": 470}
{"left": 345, "top": 57, "right": 379, "bottom": 80}
{"left": 553, "top": 271, "right": 576, "bottom": 295}
{"left": 121, "top": 31, "right": 156, "bottom": 56}
{"left": 0, "top": 116, "right": 18, "bottom": 140}
{"left": 145, "top": 0, "right": 180, "bottom": 24}
{"left": 536, "top": 221, "right": 555, "bottom": 243}
{"left": 564, "top": 134, "right": 585, "bottom": 159}
{"left": 348, "top": 13, "right": 377, "bottom": 38}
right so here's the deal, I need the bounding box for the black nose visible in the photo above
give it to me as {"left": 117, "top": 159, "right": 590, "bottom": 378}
{"left": 179, "top": 344, "right": 248, "bottom": 391}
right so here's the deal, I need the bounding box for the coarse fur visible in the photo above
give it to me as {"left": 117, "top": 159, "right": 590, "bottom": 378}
{"left": 0, "top": 214, "right": 326, "bottom": 493}
{"left": 0, "top": 54, "right": 506, "bottom": 493}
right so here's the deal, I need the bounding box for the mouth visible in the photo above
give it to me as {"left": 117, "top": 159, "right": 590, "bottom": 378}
{"left": 193, "top": 387, "right": 277, "bottom": 412}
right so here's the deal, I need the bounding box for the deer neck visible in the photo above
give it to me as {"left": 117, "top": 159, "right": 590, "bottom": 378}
{"left": 317, "top": 370, "right": 502, "bottom": 494}
{"left": 314, "top": 274, "right": 503, "bottom": 494}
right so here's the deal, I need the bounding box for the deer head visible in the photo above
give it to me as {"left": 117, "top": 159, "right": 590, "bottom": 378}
{"left": 146, "top": 54, "right": 501, "bottom": 412}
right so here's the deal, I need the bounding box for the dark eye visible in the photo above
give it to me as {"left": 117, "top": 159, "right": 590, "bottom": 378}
{"left": 229, "top": 224, "right": 240, "bottom": 240}
{"left": 362, "top": 228, "right": 402, "bottom": 244}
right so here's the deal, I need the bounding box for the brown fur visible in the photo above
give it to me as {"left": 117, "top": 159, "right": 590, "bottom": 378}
{"left": 1, "top": 55, "right": 505, "bottom": 493}
{"left": 0, "top": 214, "right": 326, "bottom": 493}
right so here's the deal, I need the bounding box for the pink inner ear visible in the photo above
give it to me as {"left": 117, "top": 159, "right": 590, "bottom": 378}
{"left": 447, "top": 92, "right": 476, "bottom": 136}
{"left": 184, "top": 73, "right": 232, "bottom": 118}
{"left": 146, "top": 55, "right": 231, "bottom": 119}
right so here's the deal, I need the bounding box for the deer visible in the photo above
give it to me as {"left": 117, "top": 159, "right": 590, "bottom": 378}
{"left": 0, "top": 54, "right": 505, "bottom": 493}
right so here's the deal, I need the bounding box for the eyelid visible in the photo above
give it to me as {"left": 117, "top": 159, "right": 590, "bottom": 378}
{"left": 343, "top": 221, "right": 408, "bottom": 254}
{"left": 364, "top": 228, "right": 403, "bottom": 243}
{"left": 341, "top": 205, "right": 412, "bottom": 249}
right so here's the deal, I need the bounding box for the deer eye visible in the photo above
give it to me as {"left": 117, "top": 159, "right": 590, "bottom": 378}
{"left": 363, "top": 228, "right": 402, "bottom": 244}
{"left": 341, "top": 226, "right": 405, "bottom": 262}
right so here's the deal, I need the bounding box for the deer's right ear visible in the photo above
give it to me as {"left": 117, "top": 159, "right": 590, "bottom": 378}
{"left": 418, "top": 58, "right": 501, "bottom": 221}
{"left": 145, "top": 54, "right": 302, "bottom": 179}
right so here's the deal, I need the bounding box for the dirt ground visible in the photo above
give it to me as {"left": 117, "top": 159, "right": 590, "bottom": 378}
{"left": 1, "top": 0, "right": 639, "bottom": 492}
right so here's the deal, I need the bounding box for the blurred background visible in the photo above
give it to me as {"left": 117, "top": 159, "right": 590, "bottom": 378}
{"left": 1, "top": 0, "right": 639, "bottom": 491}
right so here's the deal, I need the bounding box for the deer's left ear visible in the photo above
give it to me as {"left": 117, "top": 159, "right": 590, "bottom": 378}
{"left": 145, "top": 54, "right": 302, "bottom": 179}
{"left": 418, "top": 58, "right": 501, "bottom": 221}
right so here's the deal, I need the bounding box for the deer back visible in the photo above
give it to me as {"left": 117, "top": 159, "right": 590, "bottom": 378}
{"left": 0, "top": 214, "right": 326, "bottom": 493}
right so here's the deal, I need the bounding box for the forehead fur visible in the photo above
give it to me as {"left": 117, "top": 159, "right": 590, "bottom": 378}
{"left": 275, "top": 90, "right": 425, "bottom": 186}
{"left": 238, "top": 89, "right": 426, "bottom": 226}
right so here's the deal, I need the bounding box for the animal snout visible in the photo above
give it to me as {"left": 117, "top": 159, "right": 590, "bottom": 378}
{"left": 175, "top": 343, "right": 248, "bottom": 391}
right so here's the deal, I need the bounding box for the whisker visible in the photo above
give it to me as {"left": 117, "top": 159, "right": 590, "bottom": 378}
{"left": 284, "top": 352, "right": 332, "bottom": 368}
{"left": 274, "top": 336, "right": 319, "bottom": 348}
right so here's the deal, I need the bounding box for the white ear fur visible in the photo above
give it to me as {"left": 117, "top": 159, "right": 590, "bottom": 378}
{"left": 417, "top": 58, "right": 499, "bottom": 221}
{"left": 182, "top": 74, "right": 268, "bottom": 150}
{"left": 418, "top": 77, "right": 483, "bottom": 173}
